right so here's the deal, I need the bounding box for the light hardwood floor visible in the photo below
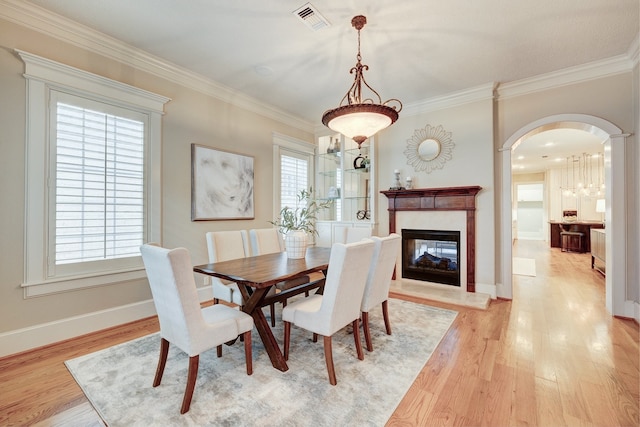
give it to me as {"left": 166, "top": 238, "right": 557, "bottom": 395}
{"left": 0, "top": 240, "right": 637, "bottom": 426}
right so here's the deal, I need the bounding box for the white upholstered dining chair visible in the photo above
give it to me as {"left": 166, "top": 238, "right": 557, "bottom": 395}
{"left": 205, "top": 230, "right": 249, "bottom": 306}
{"left": 206, "top": 230, "right": 277, "bottom": 323}
{"left": 282, "top": 239, "right": 375, "bottom": 385}
{"left": 344, "top": 226, "right": 372, "bottom": 243}
{"left": 360, "top": 233, "right": 401, "bottom": 351}
{"left": 248, "top": 228, "right": 325, "bottom": 324}
{"left": 140, "top": 243, "right": 253, "bottom": 414}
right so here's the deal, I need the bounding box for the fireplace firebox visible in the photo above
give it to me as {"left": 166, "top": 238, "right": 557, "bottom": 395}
{"left": 402, "top": 229, "right": 461, "bottom": 286}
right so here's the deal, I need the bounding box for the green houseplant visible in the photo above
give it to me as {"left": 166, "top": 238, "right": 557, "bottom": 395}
{"left": 270, "top": 188, "right": 333, "bottom": 258}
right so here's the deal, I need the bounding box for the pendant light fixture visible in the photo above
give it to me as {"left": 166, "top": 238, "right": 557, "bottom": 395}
{"left": 322, "top": 15, "right": 402, "bottom": 148}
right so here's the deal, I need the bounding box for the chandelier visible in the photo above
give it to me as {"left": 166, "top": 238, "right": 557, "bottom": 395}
{"left": 322, "top": 15, "right": 402, "bottom": 149}
{"left": 560, "top": 152, "right": 604, "bottom": 197}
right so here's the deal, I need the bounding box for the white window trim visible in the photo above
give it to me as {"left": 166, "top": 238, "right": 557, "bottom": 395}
{"left": 18, "top": 50, "right": 170, "bottom": 297}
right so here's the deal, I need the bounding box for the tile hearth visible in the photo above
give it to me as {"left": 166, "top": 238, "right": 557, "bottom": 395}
{"left": 390, "top": 279, "right": 491, "bottom": 310}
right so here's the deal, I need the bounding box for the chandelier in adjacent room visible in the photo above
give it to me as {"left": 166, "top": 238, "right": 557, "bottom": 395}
{"left": 321, "top": 15, "right": 402, "bottom": 149}
{"left": 560, "top": 152, "right": 605, "bottom": 197}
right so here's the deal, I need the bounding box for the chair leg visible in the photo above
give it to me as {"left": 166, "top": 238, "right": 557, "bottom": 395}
{"left": 283, "top": 321, "right": 291, "bottom": 360}
{"left": 323, "top": 335, "right": 337, "bottom": 385}
{"left": 153, "top": 338, "right": 169, "bottom": 387}
{"left": 362, "top": 311, "right": 373, "bottom": 352}
{"left": 313, "top": 333, "right": 318, "bottom": 343}
{"left": 352, "top": 319, "right": 364, "bottom": 360}
{"left": 243, "top": 330, "right": 253, "bottom": 375}
{"left": 270, "top": 303, "right": 276, "bottom": 327}
{"left": 382, "top": 300, "right": 392, "bottom": 335}
{"left": 214, "top": 298, "right": 219, "bottom": 304}
{"left": 216, "top": 345, "right": 222, "bottom": 358}
{"left": 180, "top": 355, "right": 199, "bottom": 414}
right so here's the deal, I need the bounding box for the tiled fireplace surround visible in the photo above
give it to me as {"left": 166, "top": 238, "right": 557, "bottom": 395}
{"left": 381, "top": 186, "right": 481, "bottom": 293}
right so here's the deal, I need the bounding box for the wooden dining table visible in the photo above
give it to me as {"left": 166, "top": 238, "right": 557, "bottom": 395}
{"left": 193, "top": 246, "right": 331, "bottom": 372}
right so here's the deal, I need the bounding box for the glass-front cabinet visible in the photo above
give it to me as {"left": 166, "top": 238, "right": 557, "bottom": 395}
{"left": 315, "top": 133, "right": 375, "bottom": 247}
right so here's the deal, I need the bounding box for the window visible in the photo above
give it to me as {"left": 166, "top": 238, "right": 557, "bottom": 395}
{"left": 272, "top": 133, "right": 315, "bottom": 218}
{"left": 280, "top": 151, "right": 309, "bottom": 211}
{"left": 51, "top": 94, "right": 146, "bottom": 274}
{"left": 19, "top": 50, "right": 169, "bottom": 296}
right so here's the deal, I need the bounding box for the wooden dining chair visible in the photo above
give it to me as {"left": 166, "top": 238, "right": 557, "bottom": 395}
{"left": 282, "top": 239, "right": 375, "bottom": 385}
{"left": 360, "top": 233, "right": 401, "bottom": 351}
{"left": 248, "top": 228, "right": 325, "bottom": 325}
{"left": 140, "top": 244, "right": 253, "bottom": 414}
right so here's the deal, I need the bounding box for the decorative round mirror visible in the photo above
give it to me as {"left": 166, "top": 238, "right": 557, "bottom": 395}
{"left": 418, "top": 138, "right": 441, "bottom": 161}
{"left": 404, "top": 124, "right": 454, "bottom": 173}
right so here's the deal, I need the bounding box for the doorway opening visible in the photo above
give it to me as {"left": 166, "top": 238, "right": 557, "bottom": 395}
{"left": 501, "top": 113, "right": 627, "bottom": 316}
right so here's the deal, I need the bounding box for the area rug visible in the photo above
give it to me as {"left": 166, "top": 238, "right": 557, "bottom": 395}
{"left": 513, "top": 257, "right": 536, "bottom": 276}
{"left": 65, "top": 299, "right": 457, "bottom": 426}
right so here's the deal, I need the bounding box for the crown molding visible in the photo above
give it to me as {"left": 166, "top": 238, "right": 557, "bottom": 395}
{"left": 401, "top": 82, "right": 497, "bottom": 117}
{"left": 0, "top": 0, "right": 315, "bottom": 133}
{"left": 497, "top": 53, "right": 634, "bottom": 100}
{"left": 1, "top": 0, "right": 635, "bottom": 128}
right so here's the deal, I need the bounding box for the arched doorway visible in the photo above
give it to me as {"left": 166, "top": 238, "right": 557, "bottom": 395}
{"left": 500, "top": 114, "right": 629, "bottom": 316}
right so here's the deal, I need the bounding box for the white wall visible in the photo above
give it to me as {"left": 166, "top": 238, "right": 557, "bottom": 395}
{"left": 376, "top": 96, "right": 496, "bottom": 294}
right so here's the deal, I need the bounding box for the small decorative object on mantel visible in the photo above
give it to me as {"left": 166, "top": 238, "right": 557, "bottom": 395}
{"left": 404, "top": 124, "right": 455, "bottom": 174}
{"left": 270, "top": 188, "right": 333, "bottom": 259}
{"left": 405, "top": 176, "right": 413, "bottom": 189}
{"left": 389, "top": 169, "right": 405, "bottom": 191}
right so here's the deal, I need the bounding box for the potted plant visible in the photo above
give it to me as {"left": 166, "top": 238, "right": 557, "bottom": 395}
{"left": 270, "top": 188, "right": 333, "bottom": 258}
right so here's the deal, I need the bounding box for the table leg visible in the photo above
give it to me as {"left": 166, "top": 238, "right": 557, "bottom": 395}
{"left": 238, "top": 284, "right": 289, "bottom": 372}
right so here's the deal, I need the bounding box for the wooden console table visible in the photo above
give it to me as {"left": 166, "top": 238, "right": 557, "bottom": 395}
{"left": 549, "top": 221, "right": 604, "bottom": 253}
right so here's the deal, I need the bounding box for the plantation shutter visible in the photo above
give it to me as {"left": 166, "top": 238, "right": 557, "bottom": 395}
{"left": 280, "top": 152, "right": 309, "bottom": 211}
{"left": 54, "top": 101, "right": 145, "bottom": 265}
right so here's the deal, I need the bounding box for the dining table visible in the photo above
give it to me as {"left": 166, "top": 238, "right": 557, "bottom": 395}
{"left": 193, "top": 246, "right": 331, "bottom": 372}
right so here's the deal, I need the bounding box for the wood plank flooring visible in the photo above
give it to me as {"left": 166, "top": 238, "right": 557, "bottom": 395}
{"left": 0, "top": 239, "right": 637, "bottom": 426}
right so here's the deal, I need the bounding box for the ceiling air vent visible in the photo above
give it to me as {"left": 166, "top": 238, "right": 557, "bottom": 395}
{"left": 293, "top": 3, "right": 330, "bottom": 31}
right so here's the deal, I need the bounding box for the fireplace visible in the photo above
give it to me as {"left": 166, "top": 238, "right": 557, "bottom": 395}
{"left": 402, "top": 229, "right": 461, "bottom": 286}
{"left": 381, "top": 186, "right": 481, "bottom": 292}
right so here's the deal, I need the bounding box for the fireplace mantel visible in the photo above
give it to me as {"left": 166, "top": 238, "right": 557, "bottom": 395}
{"left": 381, "top": 186, "right": 481, "bottom": 292}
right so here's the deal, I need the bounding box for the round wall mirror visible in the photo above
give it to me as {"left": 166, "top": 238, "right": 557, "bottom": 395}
{"left": 418, "top": 138, "right": 441, "bottom": 161}
{"left": 404, "top": 124, "right": 455, "bottom": 174}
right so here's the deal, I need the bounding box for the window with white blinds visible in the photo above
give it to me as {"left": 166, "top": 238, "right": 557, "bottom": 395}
{"left": 280, "top": 152, "right": 309, "bottom": 211}
{"left": 54, "top": 101, "right": 145, "bottom": 265}
{"left": 20, "top": 51, "right": 167, "bottom": 296}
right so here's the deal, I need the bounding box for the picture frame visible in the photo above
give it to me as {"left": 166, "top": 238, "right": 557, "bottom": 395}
{"left": 191, "top": 144, "right": 255, "bottom": 220}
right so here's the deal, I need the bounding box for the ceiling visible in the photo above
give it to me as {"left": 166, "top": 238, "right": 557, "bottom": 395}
{"left": 24, "top": 0, "right": 638, "bottom": 172}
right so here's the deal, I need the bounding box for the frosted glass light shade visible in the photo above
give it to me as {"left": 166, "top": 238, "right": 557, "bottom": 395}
{"left": 322, "top": 104, "right": 398, "bottom": 145}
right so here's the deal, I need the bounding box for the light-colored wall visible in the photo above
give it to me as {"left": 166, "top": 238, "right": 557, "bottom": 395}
{"left": 496, "top": 73, "right": 637, "bottom": 296}
{"left": 633, "top": 61, "right": 639, "bottom": 304}
{"left": 376, "top": 98, "right": 496, "bottom": 292}
{"left": 0, "top": 19, "right": 312, "bottom": 338}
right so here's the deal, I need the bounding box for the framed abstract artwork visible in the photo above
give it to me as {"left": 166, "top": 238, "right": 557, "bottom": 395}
{"left": 191, "top": 144, "right": 255, "bottom": 220}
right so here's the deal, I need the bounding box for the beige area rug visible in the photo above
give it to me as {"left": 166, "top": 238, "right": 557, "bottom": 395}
{"left": 513, "top": 257, "right": 536, "bottom": 276}
{"left": 65, "top": 299, "right": 457, "bottom": 426}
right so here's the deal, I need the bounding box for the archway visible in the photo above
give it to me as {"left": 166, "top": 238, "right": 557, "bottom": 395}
{"left": 500, "top": 114, "right": 629, "bottom": 316}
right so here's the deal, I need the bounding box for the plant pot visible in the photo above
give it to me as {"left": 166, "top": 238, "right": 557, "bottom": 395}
{"left": 285, "top": 230, "right": 308, "bottom": 259}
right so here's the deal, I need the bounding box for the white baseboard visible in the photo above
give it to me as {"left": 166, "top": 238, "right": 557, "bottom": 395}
{"left": 628, "top": 300, "right": 640, "bottom": 323}
{"left": 476, "top": 282, "right": 497, "bottom": 299}
{"left": 0, "top": 286, "right": 213, "bottom": 358}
